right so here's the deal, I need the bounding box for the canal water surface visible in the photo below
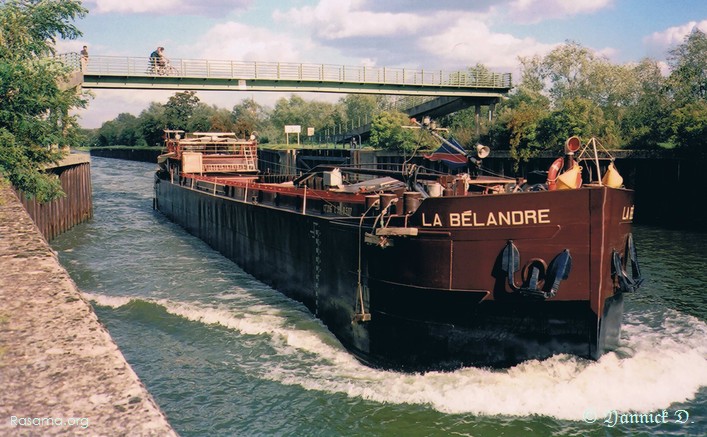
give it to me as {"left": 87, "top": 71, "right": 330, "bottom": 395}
{"left": 51, "top": 157, "right": 706, "bottom": 436}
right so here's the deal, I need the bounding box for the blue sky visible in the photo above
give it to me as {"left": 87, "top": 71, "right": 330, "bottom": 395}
{"left": 57, "top": 0, "right": 707, "bottom": 128}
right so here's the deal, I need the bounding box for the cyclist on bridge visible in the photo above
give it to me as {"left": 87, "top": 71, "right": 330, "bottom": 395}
{"left": 149, "top": 47, "right": 165, "bottom": 71}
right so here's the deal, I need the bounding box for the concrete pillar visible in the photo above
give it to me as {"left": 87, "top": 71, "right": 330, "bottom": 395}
{"left": 475, "top": 105, "right": 481, "bottom": 137}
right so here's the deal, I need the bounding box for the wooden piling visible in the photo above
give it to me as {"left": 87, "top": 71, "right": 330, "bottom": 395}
{"left": 14, "top": 154, "right": 93, "bottom": 241}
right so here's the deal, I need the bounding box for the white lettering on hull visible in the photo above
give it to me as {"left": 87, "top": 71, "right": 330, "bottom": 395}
{"left": 421, "top": 209, "right": 551, "bottom": 228}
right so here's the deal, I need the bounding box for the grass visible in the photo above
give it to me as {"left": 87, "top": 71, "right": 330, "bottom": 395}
{"left": 657, "top": 141, "right": 677, "bottom": 149}
{"left": 77, "top": 145, "right": 164, "bottom": 151}
{"left": 261, "top": 142, "right": 376, "bottom": 151}
{"left": 79, "top": 143, "right": 378, "bottom": 151}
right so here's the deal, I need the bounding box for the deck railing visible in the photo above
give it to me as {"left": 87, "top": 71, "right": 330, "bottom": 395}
{"left": 57, "top": 53, "right": 512, "bottom": 89}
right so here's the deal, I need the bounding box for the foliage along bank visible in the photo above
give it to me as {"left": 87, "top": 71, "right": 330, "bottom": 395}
{"left": 89, "top": 32, "right": 707, "bottom": 174}
{"left": 0, "top": 0, "right": 89, "bottom": 202}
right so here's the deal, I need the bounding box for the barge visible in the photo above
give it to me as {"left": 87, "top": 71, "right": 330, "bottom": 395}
{"left": 153, "top": 122, "right": 642, "bottom": 371}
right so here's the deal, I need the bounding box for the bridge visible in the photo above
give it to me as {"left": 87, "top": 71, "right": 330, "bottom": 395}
{"left": 59, "top": 53, "right": 511, "bottom": 97}
{"left": 58, "top": 53, "right": 512, "bottom": 141}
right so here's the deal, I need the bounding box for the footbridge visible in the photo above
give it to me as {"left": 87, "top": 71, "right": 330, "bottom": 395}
{"left": 58, "top": 53, "right": 511, "bottom": 141}
{"left": 59, "top": 53, "right": 511, "bottom": 98}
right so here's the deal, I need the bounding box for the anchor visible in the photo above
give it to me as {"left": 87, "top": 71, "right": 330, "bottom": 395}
{"left": 611, "top": 233, "right": 643, "bottom": 293}
{"left": 500, "top": 240, "right": 572, "bottom": 299}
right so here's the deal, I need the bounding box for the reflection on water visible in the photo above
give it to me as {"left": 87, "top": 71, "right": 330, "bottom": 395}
{"left": 52, "top": 157, "right": 707, "bottom": 437}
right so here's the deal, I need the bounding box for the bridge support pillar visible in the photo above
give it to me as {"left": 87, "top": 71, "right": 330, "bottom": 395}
{"left": 475, "top": 105, "right": 481, "bottom": 136}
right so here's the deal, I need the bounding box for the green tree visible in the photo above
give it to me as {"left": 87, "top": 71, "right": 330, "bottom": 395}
{"left": 95, "top": 113, "right": 143, "bottom": 146}
{"left": 164, "top": 91, "right": 200, "bottom": 130}
{"left": 269, "top": 95, "right": 338, "bottom": 143}
{"left": 137, "top": 102, "right": 167, "bottom": 147}
{"left": 209, "top": 107, "right": 236, "bottom": 133}
{"left": 621, "top": 59, "right": 670, "bottom": 149}
{"left": 671, "top": 100, "right": 707, "bottom": 152}
{"left": 232, "top": 98, "right": 269, "bottom": 139}
{"left": 538, "top": 41, "right": 597, "bottom": 103}
{"left": 0, "top": 0, "right": 88, "bottom": 201}
{"left": 369, "top": 111, "right": 420, "bottom": 152}
{"left": 490, "top": 89, "right": 550, "bottom": 171}
{"left": 340, "top": 94, "right": 378, "bottom": 127}
{"left": 666, "top": 28, "right": 707, "bottom": 151}
{"left": 667, "top": 28, "right": 707, "bottom": 106}
{"left": 186, "top": 103, "right": 217, "bottom": 133}
{"left": 536, "top": 97, "right": 618, "bottom": 148}
{"left": 495, "top": 41, "right": 661, "bottom": 161}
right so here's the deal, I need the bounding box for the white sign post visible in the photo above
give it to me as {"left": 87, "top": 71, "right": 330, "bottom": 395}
{"left": 284, "top": 125, "right": 301, "bottom": 146}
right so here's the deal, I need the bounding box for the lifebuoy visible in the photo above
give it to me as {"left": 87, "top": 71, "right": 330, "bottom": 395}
{"left": 546, "top": 157, "right": 564, "bottom": 190}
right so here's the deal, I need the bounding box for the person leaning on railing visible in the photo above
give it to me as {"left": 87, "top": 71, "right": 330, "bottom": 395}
{"left": 80, "top": 45, "right": 89, "bottom": 71}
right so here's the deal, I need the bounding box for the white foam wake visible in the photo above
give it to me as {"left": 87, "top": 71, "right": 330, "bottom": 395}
{"left": 84, "top": 292, "right": 707, "bottom": 421}
{"left": 82, "top": 291, "right": 358, "bottom": 366}
{"left": 285, "top": 309, "right": 707, "bottom": 421}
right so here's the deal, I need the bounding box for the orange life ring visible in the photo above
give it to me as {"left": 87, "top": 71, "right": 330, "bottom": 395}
{"left": 546, "top": 157, "right": 564, "bottom": 190}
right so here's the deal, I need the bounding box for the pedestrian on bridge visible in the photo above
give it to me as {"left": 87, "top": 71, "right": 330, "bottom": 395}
{"left": 80, "top": 45, "right": 89, "bottom": 70}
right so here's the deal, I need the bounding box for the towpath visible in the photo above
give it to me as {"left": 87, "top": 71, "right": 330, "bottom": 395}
{"left": 0, "top": 183, "right": 177, "bottom": 436}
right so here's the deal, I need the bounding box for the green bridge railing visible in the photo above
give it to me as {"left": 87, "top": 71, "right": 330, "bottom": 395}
{"left": 57, "top": 53, "right": 512, "bottom": 90}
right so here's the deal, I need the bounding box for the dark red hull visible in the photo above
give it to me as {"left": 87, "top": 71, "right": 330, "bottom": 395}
{"left": 154, "top": 170, "right": 637, "bottom": 370}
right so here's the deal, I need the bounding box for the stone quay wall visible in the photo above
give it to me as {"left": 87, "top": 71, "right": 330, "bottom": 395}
{"left": 0, "top": 184, "right": 177, "bottom": 436}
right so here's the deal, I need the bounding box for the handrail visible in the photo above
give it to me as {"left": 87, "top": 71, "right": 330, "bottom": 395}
{"left": 57, "top": 53, "right": 512, "bottom": 89}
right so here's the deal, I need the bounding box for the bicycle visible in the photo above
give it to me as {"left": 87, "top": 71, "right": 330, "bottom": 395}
{"left": 147, "top": 58, "right": 179, "bottom": 76}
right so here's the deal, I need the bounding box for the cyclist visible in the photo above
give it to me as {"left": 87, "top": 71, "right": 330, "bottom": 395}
{"left": 149, "top": 47, "right": 165, "bottom": 73}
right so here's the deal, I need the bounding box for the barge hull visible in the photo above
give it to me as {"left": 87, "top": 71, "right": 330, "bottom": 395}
{"left": 155, "top": 176, "right": 630, "bottom": 370}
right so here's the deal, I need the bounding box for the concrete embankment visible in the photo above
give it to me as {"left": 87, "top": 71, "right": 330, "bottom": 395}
{"left": 0, "top": 184, "right": 177, "bottom": 436}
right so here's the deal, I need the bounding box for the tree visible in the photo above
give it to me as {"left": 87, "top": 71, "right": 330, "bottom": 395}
{"left": 496, "top": 41, "right": 664, "bottom": 159}
{"left": 209, "top": 107, "right": 236, "bottom": 133}
{"left": 536, "top": 97, "right": 618, "bottom": 148}
{"left": 490, "top": 89, "right": 550, "bottom": 171}
{"left": 186, "top": 103, "right": 216, "bottom": 133}
{"left": 667, "top": 28, "right": 707, "bottom": 106}
{"left": 666, "top": 28, "right": 707, "bottom": 151}
{"left": 341, "top": 94, "right": 378, "bottom": 127}
{"left": 369, "top": 111, "right": 421, "bottom": 152}
{"left": 671, "top": 100, "right": 707, "bottom": 152}
{"left": 621, "top": 59, "right": 670, "bottom": 149}
{"left": 0, "top": 0, "right": 88, "bottom": 201}
{"left": 269, "top": 95, "right": 339, "bottom": 143}
{"left": 232, "top": 98, "right": 268, "bottom": 139}
{"left": 137, "top": 102, "right": 167, "bottom": 147}
{"left": 163, "top": 91, "right": 200, "bottom": 130}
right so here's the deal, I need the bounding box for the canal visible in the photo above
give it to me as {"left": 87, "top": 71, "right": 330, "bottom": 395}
{"left": 51, "top": 157, "right": 706, "bottom": 436}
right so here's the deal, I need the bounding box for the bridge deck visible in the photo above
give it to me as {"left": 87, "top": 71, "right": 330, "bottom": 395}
{"left": 59, "top": 53, "right": 512, "bottom": 96}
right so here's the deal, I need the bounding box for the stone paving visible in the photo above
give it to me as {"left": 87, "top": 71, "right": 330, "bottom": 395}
{"left": 0, "top": 184, "right": 178, "bottom": 436}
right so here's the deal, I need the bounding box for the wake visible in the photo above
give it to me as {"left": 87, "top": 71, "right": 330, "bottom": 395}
{"left": 84, "top": 291, "right": 707, "bottom": 420}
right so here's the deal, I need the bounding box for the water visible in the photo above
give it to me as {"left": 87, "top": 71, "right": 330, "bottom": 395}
{"left": 51, "top": 157, "right": 707, "bottom": 437}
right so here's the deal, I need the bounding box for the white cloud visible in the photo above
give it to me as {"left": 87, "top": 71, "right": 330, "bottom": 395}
{"left": 507, "top": 0, "right": 613, "bottom": 24}
{"left": 417, "top": 13, "right": 557, "bottom": 74}
{"left": 85, "top": 0, "right": 250, "bottom": 16}
{"left": 273, "top": 0, "right": 424, "bottom": 40}
{"left": 88, "top": 0, "right": 183, "bottom": 14}
{"left": 643, "top": 20, "right": 707, "bottom": 57}
{"left": 184, "top": 22, "right": 309, "bottom": 63}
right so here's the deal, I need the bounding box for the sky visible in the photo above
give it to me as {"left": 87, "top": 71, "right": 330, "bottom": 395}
{"left": 55, "top": 0, "right": 707, "bottom": 129}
